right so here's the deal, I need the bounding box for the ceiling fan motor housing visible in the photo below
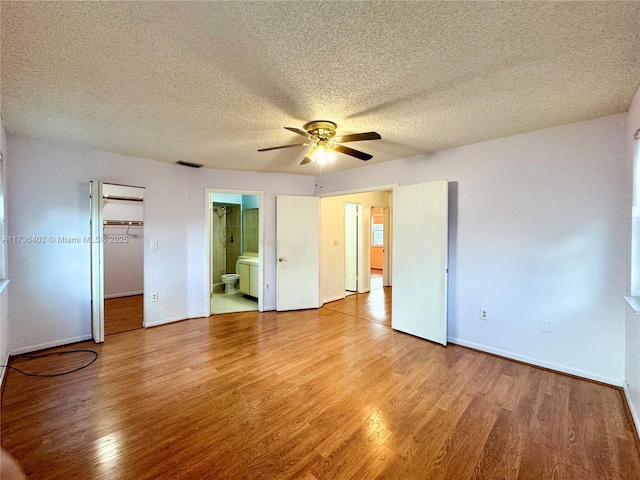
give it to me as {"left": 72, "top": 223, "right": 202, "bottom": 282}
{"left": 303, "top": 120, "right": 337, "bottom": 140}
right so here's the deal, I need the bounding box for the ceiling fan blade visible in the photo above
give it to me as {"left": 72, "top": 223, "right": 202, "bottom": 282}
{"left": 335, "top": 144, "right": 373, "bottom": 161}
{"left": 300, "top": 155, "right": 312, "bottom": 165}
{"left": 284, "top": 127, "right": 312, "bottom": 139}
{"left": 257, "top": 143, "right": 306, "bottom": 152}
{"left": 334, "top": 132, "right": 381, "bottom": 143}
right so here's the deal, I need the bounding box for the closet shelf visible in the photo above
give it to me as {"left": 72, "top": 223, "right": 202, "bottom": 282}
{"left": 103, "top": 220, "right": 144, "bottom": 226}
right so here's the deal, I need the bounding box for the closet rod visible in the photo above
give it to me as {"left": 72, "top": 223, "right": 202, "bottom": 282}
{"left": 103, "top": 195, "right": 144, "bottom": 202}
{"left": 103, "top": 220, "right": 144, "bottom": 226}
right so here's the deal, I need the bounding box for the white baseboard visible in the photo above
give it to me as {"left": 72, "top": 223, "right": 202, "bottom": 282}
{"left": 0, "top": 352, "right": 9, "bottom": 390}
{"left": 323, "top": 295, "right": 345, "bottom": 304}
{"left": 448, "top": 336, "right": 623, "bottom": 387}
{"left": 262, "top": 305, "right": 276, "bottom": 311}
{"left": 144, "top": 316, "right": 188, "bottom": 328}
{"left": 9, "top": 334, "right": 94, "bottom": 356}
{"left": 623, "top": 382, "right": 640, "bottom": 434}
{"left": 189, "top": 312, "right": 207, "bottom": 319}
{"left": 104, "top": 291, "right": 143, "bottom": 299}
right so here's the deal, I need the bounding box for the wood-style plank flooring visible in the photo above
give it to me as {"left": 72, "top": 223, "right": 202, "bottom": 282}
{"left": 325, "top": 285, "right": 391, "bottom": 327}
{"left": 104, "top": 295, "right": 143, "bottom": 336}
{"left": 1, "top": 288, "right": 639, "bottom": 479}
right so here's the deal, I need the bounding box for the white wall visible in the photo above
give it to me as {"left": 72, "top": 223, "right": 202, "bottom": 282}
{"left": 5, "top": 135, "right": 315, "bottom": 352}
{"left": 316, "top": 114, "right": 628, "bottom": 385}
{"left": 625, "top": 83, "right": 640, "bottom": 431}
{"left": 103, "top": 225, "right": 144, "bottom": 298}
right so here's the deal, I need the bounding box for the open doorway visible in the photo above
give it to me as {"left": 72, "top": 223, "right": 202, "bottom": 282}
{"left": 205, "top": 189, "right": 264, "bottom": 315}
{"left": 90, "top": 182, "right": 145, "bottom": 342}
{"left": 318, "top": 189, "right": 392, "bottom": 326}
{"left": 301, "top": 181, "right": 448, "bottom": 343}
{"left": 370, "top": 207, "right": 384, "bottom": 290}
{"left": 320, "top": 189, "right": 392, "bottom": 303}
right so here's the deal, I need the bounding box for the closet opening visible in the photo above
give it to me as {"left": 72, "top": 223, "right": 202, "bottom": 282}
{"left": 90, "top": 182, "right": 145, "bottom": 342}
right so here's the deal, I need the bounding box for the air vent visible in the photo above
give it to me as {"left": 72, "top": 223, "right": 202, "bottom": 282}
{"left": 176, "top": 160, "right": 204, "bottom": 168}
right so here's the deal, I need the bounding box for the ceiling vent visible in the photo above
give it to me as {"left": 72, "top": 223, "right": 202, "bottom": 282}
{"left": 176, "top": 160, "right": 203, "bottom": 168}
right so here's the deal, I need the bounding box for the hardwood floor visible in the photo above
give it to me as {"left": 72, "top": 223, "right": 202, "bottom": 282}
{"left": 371, "top": 268, "right": 383, "bottom": 290}
{"left": 324, "top": 286, "right": 391, "bottom": 327}
{"left": 1, "top": 296, "right": 638, "bottom": 479}
{"left": 104, "top": 295, "right": 143, "bottom": 336}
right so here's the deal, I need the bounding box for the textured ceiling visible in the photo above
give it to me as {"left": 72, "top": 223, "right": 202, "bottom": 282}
{"left": 2, "top": 1, "right": 639, "bottom": 175}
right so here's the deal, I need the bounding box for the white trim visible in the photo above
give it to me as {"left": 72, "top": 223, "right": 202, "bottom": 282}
{"left": 625, "top": 296, "right": 640, "bottom": 314}
{"left": 448, "top": 336, "right": 623, "bottom": 387}
{"left": 144, "top": 316, "right": 187, "bottom": 328}
{"left": 104, "top": 291, "right": 143, "bottom": 299}
{"left": 623, "top": 381, "right": 640, "bottom": 434}
{"left": 90, "top": 181, "right": 105, "bottom": 343}
{"left": 263, "top": 305, "right": 276, "bottom": 311}
{"left": 323, "top": 295, "right": 346, "bottom": 304}
{"left": 189, "top": 311, "right": 207, "bottom": 319}
{"left": 9, "top": 334, "right": 93, "bottom": 356}
{"left": 0, "top": 279, "right": 9, "bottom": 294}
{"left": 0, "top": 352, "right": 9, "bottom": 390}
{"left": 316, "top": 183, "right": 398, "bottom": 198}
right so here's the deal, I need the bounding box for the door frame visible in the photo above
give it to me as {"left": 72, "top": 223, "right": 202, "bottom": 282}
{"left": 370, "top": 204, "right": 391, "bottom": 288}
{"left": 344, "top": 202, "right": 360, "bottom": 293}
{"left": 90, "top": 181, "right": 104, "bottom": 343}
{"left": 204, "top": 188, "right": 264, "bottom": 316}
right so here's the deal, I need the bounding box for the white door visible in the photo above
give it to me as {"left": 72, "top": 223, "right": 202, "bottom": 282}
{"left": 90, "top": 181, "right": 104, "bottom": 343}
{"left": 276, "top": 195, "right": 320, "bottom": 311}
{"left": 344, "top": 203, "right": 358, "bottom": 292}
{"left": 392, "top": 180, "right": 448, "bottom": 345}
{"left": 383, "top": 206, "right": 391, "bottom": 287}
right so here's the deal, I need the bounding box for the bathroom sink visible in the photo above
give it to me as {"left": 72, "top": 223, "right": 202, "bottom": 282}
{"left": 238, "top": 257, "right": 258, "bottom": 265}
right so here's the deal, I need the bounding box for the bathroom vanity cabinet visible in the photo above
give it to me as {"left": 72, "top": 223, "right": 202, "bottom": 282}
{"left": 238, "top": 261, "right": 259, "bottom": 298}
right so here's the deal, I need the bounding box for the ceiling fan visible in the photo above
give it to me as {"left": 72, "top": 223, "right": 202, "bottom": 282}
{"left": 258, "top": 120, "right": 381, "bottom": 165}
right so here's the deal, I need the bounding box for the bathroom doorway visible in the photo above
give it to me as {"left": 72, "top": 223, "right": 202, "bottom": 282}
{"left": 206, "top": 190, "right": 264, "bottom": 315}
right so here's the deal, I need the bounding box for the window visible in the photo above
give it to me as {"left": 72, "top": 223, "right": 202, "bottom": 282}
{"left": 372, "top": 214, "right": 384, "bottom": 246}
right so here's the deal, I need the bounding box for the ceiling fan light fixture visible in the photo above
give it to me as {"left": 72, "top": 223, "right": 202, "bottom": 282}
{"left": 259, "top": 120, "right": 381, "bottom": 166}
{"left": 310, "top": 142, "right": 336, "bottom": 165}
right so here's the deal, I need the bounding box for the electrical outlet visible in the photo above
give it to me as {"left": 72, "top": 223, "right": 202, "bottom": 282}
{"left": 150, "top": 240, "right": 158, "bottom": 250}
{"left": 150, "top": 292, "right": 158, "bottom": 302}
{"left": 265, "top": 283, "right": 271, "bottom": 291}
{"left": 540, "top": 320, "right": 551, "bottom": 333}
{"left": 480, "top": 308, "right": 489, "bottom": 320}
